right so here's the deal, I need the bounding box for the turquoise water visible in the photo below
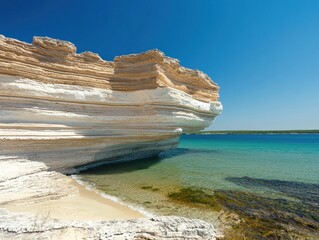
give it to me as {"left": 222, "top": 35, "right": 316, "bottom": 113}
{"left": 78, "top": 134, "right": 319, "bottom": 236}
{"left": 175, "top": 134, "right": 319, "bottom": 188}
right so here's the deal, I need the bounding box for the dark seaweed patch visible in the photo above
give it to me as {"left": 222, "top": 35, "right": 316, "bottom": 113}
{"left": 140, "top": 185, "right": 160, "bottom": 192}
{"left": 167, "top": 187, "right": 221, "bottom": 211}
{"left": 226, "top": 176, "right": 319, "bottom": 207}
{"left": 168, "top": 185, "right": 319, "bottom": 239}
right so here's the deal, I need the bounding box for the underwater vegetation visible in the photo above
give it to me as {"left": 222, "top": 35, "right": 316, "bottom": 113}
{"left": 168, "top": 177, "right": 319, "bottom": 240}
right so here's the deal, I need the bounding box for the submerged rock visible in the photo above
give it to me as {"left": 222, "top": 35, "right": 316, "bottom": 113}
{"left": 167, "top": 180, "right": 319, "bottom": 239}
{"left": 226, "top": 176, "right": 319, "bottom": 207}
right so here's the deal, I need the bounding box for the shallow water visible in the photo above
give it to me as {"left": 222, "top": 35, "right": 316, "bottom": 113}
{"left": 77, "top": 134, "right": 319, "bottom": 238}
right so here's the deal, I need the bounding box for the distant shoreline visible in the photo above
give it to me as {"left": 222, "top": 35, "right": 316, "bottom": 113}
{"left": 196, "top": 130, "right": 319, "bottom": 134}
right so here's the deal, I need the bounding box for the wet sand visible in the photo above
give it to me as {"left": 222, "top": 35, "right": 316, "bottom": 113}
{"left": 6, "top": 177, "right": 144, "bottom": 221}
{"left": 0, "top": 158, "right": 143, "bottom": 222}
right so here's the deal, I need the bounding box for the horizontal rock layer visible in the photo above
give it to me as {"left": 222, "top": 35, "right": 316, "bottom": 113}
{"left": 0, "top": 35, "right": 222, "bottom": 172}
{"left": 0, "top": 35, "right": 219, "bottom": 102}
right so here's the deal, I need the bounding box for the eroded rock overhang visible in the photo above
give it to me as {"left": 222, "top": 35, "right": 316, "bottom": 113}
{"left": 0, "top": 35, "right": 222, "bottom": 172}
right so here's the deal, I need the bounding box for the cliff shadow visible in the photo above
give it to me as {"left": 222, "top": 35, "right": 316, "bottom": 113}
{"left": 159, "top": 147, "right": 222, "bottom": 159}
{"left": 78, "top": 147, "right": 194, "bottom": 175}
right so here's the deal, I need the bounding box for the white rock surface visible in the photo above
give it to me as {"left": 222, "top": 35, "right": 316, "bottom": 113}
{"left": 0, "top": 209, "right": 217, "bottom": 240}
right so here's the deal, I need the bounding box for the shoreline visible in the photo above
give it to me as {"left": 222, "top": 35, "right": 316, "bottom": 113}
{"left": 0, "top": 158, "right": 217, "bottom": 239}
{"left": 71, "top": 174, "right": 155, "bottom": 218}
{"left": 5, "top": 174, "right": 144, "bottom": 221}
{"left": 0, "top": 157, "right": 144, "bottom": 220}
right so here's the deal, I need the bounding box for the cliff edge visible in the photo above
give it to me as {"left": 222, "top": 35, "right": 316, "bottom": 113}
{"left": 0, "top": 35, "right": 222, "bottom": 173}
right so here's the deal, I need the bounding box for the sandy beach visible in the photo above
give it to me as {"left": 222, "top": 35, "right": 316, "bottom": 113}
{"left": 5, "top": 177, "right": 144, "bottom": 221}
{"left": 0, "top": 158, "right": 143, "bottom": 221}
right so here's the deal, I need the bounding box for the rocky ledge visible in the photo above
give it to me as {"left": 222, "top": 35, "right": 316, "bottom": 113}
{"left": 0, "top": 35, "right": 222, "bottom": 173}
{"left": 0, "top": 210, "right": 216, "bottom": 240}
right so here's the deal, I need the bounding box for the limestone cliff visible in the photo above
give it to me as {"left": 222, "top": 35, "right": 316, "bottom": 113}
{"left": 0, "top": 35, "right": 222, "bottom": 172}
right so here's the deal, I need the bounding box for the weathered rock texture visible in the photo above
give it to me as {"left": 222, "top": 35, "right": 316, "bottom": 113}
{"left": 0, "top": 158, "right": 217, "bottom": 239}
{"left": 0, "top": 209, "right": 216, "bottom": 240}
{"left": 0, "top": 35, "right": 222, "bottom": 172}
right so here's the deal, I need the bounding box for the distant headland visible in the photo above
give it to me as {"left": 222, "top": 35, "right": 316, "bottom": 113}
{"left": 199, "top": 129, "right": 319, "bottom": 134}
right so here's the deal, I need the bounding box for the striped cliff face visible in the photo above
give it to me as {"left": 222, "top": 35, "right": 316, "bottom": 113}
{"left": 0, "top": 35, "right": 222, "bottom": 173}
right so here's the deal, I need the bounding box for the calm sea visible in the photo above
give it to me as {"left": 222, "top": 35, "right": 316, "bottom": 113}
{"left": 77, "top": 134, "right": 319, "bottom": 236}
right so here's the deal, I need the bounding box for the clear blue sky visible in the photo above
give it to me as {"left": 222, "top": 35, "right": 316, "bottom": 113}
{"left": 1, "top": 0, "right": 318, "bottom": 130}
